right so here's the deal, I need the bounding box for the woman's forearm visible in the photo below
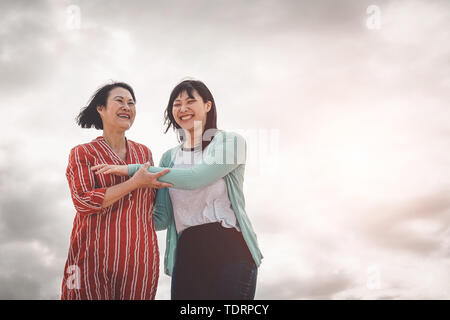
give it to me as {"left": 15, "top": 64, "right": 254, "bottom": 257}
{"left": 129, "top": 163, "right": 236, "bottom": 190}
{"left": 128, "top": 132, "right": 246, "bottom": 190}
{"left": 101, "top": 178, "right": 138, "bottom": 208}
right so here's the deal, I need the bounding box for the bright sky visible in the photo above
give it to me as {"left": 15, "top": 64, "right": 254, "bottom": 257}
{"left": 0, "top": 0, "right": 449, "bottom": 299}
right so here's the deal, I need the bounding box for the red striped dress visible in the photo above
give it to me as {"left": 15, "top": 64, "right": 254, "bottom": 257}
{"left": 61, "top": 136, "right": 159, "bottom": 300}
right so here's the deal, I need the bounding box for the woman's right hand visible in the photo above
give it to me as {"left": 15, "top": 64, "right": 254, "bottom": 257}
{"left": 131, "top": 162, "right": 173, "bottom": 189}
{"left": 91, "top": 164, "right": 129, "bottom": 176}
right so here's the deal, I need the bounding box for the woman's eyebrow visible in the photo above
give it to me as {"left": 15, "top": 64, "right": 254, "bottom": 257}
{"left": 113, "top": 96, "right": 134, "bottom": 102}
{"left": 174, "top": 96, "right": 196, "bottom": 102}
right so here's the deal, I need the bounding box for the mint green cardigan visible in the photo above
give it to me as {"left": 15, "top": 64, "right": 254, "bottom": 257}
{"left": 128, "top": 130, "right": 263, "bottom": 276}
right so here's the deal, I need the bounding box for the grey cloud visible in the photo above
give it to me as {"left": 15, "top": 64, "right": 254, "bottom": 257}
{"left": 0, "top": 275, "right": 41, "bottom": 299}
{"left": 0, "top": 240, "right": 63, "bottom": 299}
{"left": 0, "top": 147, "right": 69, "bottom": 251}
{"left": 0, "top": 1, "right": 60, "bottom": 93}
{"left": 351, "top": 191, "right": 450, "bottom": 256}
{"left": 0, "top": 184, "right": 68, "bottom": 248}
{"left": 0, "top": 0, "right": 399, "bottom": 95}
{"left": 258, "top": 272, "right": 354, "bottom": 299}
{"left": 0, "top": 145, "right": 70, "bottom": 299}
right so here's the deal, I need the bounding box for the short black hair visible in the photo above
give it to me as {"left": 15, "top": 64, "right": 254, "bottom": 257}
{"left": 164, "top": 79, "right": 218, "bottom": 150}
{"left": 76, "top": 82, "right": 136, "bottom": 130}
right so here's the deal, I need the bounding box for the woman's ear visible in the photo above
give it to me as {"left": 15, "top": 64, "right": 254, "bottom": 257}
{"left": 206, "top": 101, "right": 212, "bottom": 113}
{"left": 96, "top": 105, "right": 104, "bottom": 114}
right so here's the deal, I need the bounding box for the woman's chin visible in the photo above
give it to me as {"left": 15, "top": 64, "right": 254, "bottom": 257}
{"left": 176, "top": 122, "right": 194, "bottom": 132}
{"left": 114, "top": 122, "right": 133, "bottom": 131}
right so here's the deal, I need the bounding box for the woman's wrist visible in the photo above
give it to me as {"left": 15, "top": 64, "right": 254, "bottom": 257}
{"left": 127, "top": 174, "right": 141, "bottom": 190}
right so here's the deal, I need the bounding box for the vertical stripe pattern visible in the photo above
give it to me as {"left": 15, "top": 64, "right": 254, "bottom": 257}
{"left": 61, "top": 136, "right": 159, "bottom": 300}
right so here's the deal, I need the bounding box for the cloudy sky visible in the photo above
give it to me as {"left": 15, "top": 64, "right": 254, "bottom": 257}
{"left": 0, "top": 0, "right": 449, "bottom": 299}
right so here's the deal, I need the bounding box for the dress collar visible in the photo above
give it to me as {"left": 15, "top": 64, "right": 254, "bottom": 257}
{"left": 95, "top": 136, "right": 129, "bottom": 164}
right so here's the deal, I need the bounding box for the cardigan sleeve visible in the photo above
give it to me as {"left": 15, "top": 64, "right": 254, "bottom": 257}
{"left": 152, "top": 151, "right": 172, "bottom": 231}
{"left": 153, "top": 189, "right": 170, "bottom": 231}
{"left": 66, "top": 146, "right": 107, "bottom": 216}
{"left": 128, "top": 132, "right": 246, "bottom": 190}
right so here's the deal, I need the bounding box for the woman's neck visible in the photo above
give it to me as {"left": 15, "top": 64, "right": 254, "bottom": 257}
{"left": 102, "top": 128, "right": 126, "bottom": 152}
{"left": 183, "top": 127, "right": 203, "bottom": 148}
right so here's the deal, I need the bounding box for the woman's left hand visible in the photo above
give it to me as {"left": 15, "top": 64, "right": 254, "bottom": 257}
{"left": 91, "top": 164, "right": 129, "bottom": 176}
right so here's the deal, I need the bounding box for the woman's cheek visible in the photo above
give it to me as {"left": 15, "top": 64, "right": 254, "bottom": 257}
{"left": 174, "top": 114, "right": 182, "bottom": 127}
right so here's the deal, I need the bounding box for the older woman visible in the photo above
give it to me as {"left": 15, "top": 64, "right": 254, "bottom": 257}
{"left": 61, "top": 82, "right": 171, "bottom": 300}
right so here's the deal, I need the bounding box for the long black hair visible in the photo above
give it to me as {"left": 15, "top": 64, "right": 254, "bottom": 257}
{"left": 76, "top": 82, "right": 136, "bottom": 129}
{"left": 164, "top": 80, "right": 218, "bottom": 150}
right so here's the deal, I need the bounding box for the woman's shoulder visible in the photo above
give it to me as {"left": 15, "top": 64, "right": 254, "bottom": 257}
{"left": 67, "top": 138, "right": 105, "bottom": 164}
{"left": 160, "top": 144, "right": 183, "bottom": 165}
{"left": 126, "top": 139, "right": 156, "bottom": 163}
{"left": 69, "top": 137, "right": 103, "bottom": 155}
{"left": 158, "top": 131, "right": 247, "bottom": 164}
{"left": 126, "top": 138, "right": 151, "bottom": 152}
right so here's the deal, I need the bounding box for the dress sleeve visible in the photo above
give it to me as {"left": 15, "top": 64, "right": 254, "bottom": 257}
{"left": 128, "top": 132, "right": 246, "bottom": 190}
{"left": 66, "top": 146, "right": 107, "bottom": 216}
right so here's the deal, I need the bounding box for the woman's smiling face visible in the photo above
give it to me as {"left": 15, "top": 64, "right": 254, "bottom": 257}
{"left": 172, "top": 89, "right": 211, "bottom": 132}
{"left": 97, "top": 87, "right": 136, "bottom": 131}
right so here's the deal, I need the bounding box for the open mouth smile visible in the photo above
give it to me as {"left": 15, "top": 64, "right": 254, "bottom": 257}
{"left": 117, "top": 113, "right": 131, "bottom": 119}
{"left": 179, "top": 114, "right": 194, "bottom": 121}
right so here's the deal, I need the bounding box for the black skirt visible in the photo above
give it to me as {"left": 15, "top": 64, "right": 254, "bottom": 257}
{"left": 171, "top": 222, "right": 256, "bottom": 300}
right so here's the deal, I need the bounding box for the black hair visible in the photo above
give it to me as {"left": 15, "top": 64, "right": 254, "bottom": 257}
{"left": 76, "top": 82, "right": 136, "bottom": 129}
{"left": 164, "top": 79, "right": 218, "bottom": 150}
